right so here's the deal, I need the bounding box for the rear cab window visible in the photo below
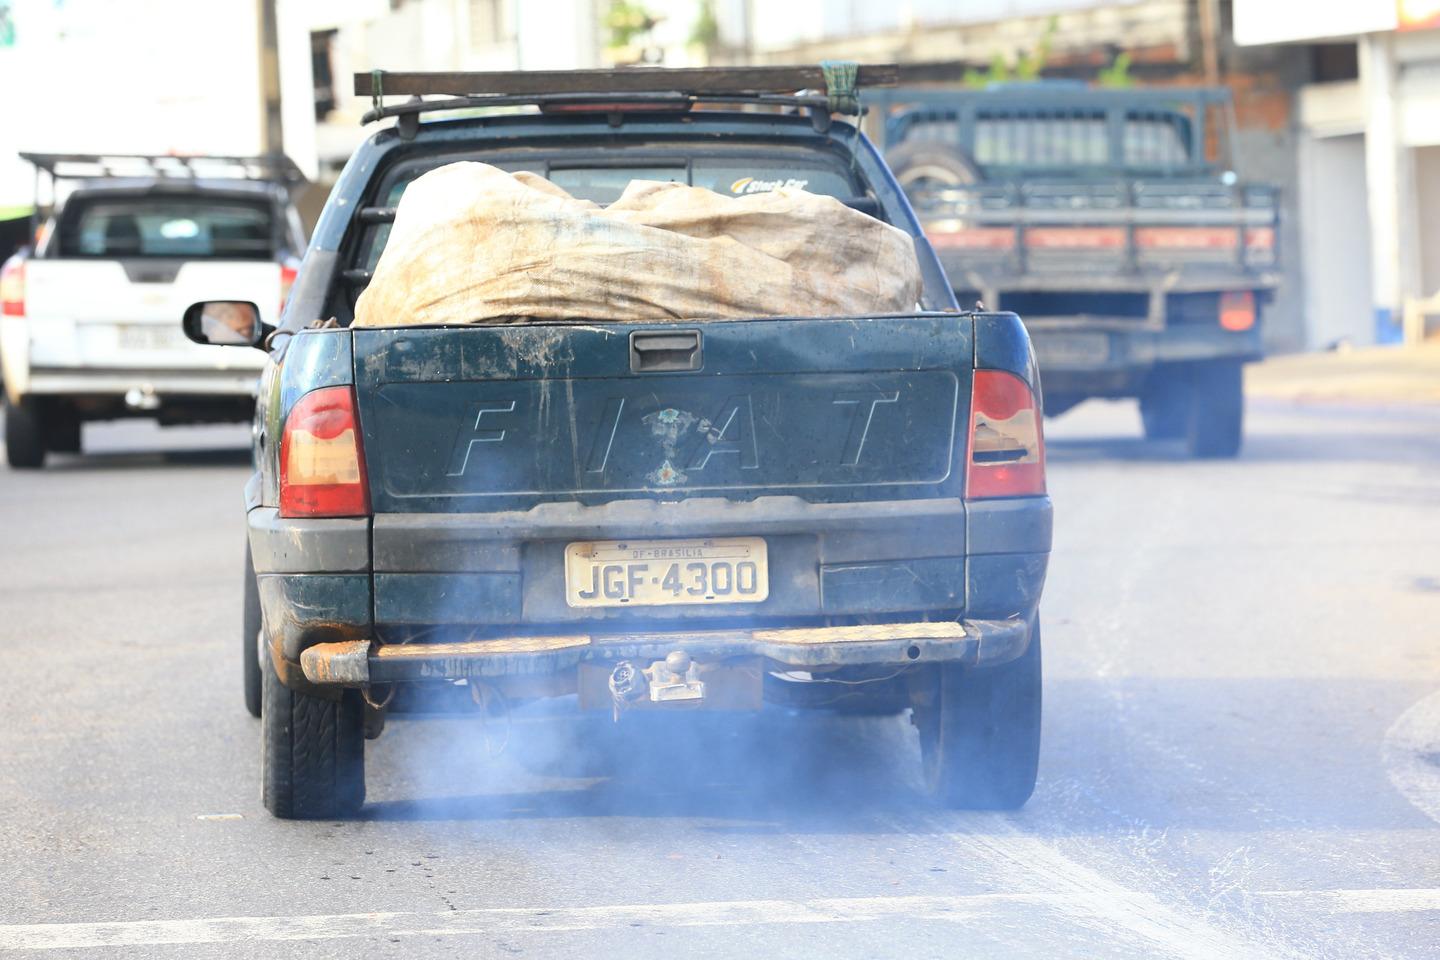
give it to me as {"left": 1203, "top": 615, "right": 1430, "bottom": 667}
{"left": 900, "top": 108, "right": 1198, "bottom": 173}
{"left": 345, "top": 144, "right": 876, "bottom": 313}
{"left": 54, "top": 194, "right": 277, "bottom": 260}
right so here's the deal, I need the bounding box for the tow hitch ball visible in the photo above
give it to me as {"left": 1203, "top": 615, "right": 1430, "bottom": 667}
{"left": 608, "top": 651, "right": 706, "bottom": 718}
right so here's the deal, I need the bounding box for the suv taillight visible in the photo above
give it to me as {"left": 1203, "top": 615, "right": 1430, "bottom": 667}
{"left": 0, "top": 256, "right": 24, "bottom": 317}
{"left": 279, "top": 386, "right": 370, "bottom": 518}
{"left": 966, "top": 369, "right": 1046, "bottom": 499}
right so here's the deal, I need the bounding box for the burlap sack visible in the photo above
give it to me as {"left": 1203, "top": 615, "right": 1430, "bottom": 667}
{"left": 353, "top": 161, "right": 922, "bottom": 326}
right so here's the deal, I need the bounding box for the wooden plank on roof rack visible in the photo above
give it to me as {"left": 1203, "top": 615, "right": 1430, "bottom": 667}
{"left": 354, "top": 64, "right": 902, "bottom": 98}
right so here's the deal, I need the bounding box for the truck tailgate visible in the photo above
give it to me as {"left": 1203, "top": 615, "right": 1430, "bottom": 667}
{"left": 350, "top": 315, "right": 985, "bottom": 625}
{"left": 353, "top": 315, "right": 970, "bottom": 513}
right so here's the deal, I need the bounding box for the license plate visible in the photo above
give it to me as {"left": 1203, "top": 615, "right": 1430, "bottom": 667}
{"left": 1034, "top": 333, "right": 1110, "bottom": 367}
{"left": 117, "top": 324, "right": 184, "bottom": 351}
{"left": 564, "top": 537, "right": 769, "bottom": 608}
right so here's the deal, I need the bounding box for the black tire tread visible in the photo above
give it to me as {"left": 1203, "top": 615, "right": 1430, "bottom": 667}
{"left": 3, "top": 396, "right": 47, "bottom": 469}
{"left": 242, "top": 543, "right": 262, "bottom": 718}
{"left": 261, "top": 652, "right": 365, "bottom": 819}
{"left": 1186, "top": 360, "right": 1244, "bottom": 459}
{"left": 921, "top": 621, "right": 1042, "bottom": 810}
{"left": 1140, "top": 374, "right": 1188, "bottom": 441}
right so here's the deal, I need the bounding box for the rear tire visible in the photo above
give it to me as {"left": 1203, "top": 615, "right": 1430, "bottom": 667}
{"left": 3, "top": 395, "right": 47, "bottom": 469}
{"left": 242, "top": 543, "right": 263, "bottom": 719}
{"left": 47, "top": 403, "right": 81, "bottom": 454}
{"left": 261, "top": 650, "right": 365, "bottom": 819}
{"left": 1140, "top": 373, "right": 1189, "bottom": 441}
{"left": 1185, "top": 360, "right": 1244, "bottom": 459}
{"left": 918, "top": 620, "right": 1041, "bottom": 810}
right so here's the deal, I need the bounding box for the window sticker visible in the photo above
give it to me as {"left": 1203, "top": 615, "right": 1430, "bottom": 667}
{"left": 729, "top": 176, "right": 811, "bottom": 195}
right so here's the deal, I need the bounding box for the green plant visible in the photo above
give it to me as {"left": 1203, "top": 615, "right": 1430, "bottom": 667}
{"left": 964, "top": 16, "right": 1057, "bottom": 88}
{"left": 690, "top": 0, "right": 719, "bottom": 50}
{"left": 1097, "top": 51, "right": 1134, "bottom": 88}
{"left": 605, "top": 1, "right": 659, "bottom": 50}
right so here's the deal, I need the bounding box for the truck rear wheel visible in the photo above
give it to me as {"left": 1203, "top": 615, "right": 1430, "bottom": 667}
{"left": 1186, "top": 360, "right": 1244, "bottom": 459}
{"left": 261, "top": 650, "right": 365, "bottom": 819}
{"left": 918, "top": 620, "right": 1041, "bottom": 810}
{"left": 1140, "top": 375, "right": 1188, "bottom": 440}
{"left": 3, "top": 395, "right": 47, "bottom": 469}
{"left": 242, "top": 543, "right": 263, "bottom": 719}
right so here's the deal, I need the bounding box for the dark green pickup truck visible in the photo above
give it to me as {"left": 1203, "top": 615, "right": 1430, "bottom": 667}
{"left": 876, "top": 84, "right": 1280, "bottom": 457}
{"left": 183, "top": 68, "right": 1052, "bottom": 820}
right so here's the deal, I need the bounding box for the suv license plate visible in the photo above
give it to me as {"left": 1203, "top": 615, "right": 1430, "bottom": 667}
{"left": 117, "top": 324, "right": 185, "bottom": 351}
{"left": 564, "top": 537, "right": 769, "bottom": 608}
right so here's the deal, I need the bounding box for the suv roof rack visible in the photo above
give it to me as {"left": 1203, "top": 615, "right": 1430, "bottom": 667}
{"left": 18, "top": 152, "right": 307, "bottom": 188}
{"left": 354, "top": 63, "right": 952, "bottom": 134}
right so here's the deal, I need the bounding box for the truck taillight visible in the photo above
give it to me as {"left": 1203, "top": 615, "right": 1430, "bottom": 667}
{"left": 966, "top": 369, "right": 1045, "bottom": 499}
{"left": 1219, "top": 290, "right": 1255, "bottom": 331}
{"left": 0, "top": 256, "right": 24, "bottom": 317}
{"left": 279, "top": 262, "right": 299, "bottom": 317}
{"left": 279, "top": 386, "right": 369, "bottom": 518}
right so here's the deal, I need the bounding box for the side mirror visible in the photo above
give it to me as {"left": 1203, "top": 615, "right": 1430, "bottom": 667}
{"left": 182, "top": 300, "right": 269, "bottom": 348}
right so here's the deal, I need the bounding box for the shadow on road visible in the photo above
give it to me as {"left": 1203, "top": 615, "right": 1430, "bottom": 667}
{"left": 36, "top": 447, "right": 252, "bottom": 471}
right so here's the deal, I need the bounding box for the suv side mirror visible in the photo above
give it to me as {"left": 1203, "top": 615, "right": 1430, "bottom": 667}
{"left": 182, "top": 300, "right": 269, "bottom": 348}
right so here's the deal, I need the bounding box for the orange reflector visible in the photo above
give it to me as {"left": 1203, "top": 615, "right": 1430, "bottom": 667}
{"left": 1220, "top": 290, "right": 1256, "bottom": 331}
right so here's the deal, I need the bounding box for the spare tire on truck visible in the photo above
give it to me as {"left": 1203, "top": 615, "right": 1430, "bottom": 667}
{"left": 885, "top": 140, "right": 981, "bottom": 192}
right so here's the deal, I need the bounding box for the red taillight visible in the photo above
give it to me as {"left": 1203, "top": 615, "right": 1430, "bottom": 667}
{"left": 966, "top": 369, "right": 1046, "bottom": 499}
{"left": 279, "top": 386, "right": 370, "bottom": 518}
{"left": 279, "top": 262, "right": 299, "bottom": 317}
{"left": 1219, "top": 290, "right": 1256, "bottom": 331}
{"left": 1, "top": 256, "right": 24, "bottom": 317}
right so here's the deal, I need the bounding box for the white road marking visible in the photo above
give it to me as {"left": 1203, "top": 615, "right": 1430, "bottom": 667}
{"left": 1383, "top": 686, "right": 1440, "bottom": 826}
{"left": 1256, "top": 888, "right": 1440, "bottom": 913}
{"left": 922, "top": 821, "right": 1302, "bottom": 960}
{"left": 0, "top": 894, "right": 1063, "bottom": 951}
{"left": 2, "top": 886, "right": 1436, "bottom": 952}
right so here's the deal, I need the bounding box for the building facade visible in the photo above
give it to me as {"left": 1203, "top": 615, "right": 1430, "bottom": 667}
{"left": 1236, "top": 0, "right": 1440, "bottom": 346}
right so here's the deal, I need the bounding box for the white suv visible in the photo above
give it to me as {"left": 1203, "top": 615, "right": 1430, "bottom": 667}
{"left": 0, "top": 153, "right": 307, "bottom": 468}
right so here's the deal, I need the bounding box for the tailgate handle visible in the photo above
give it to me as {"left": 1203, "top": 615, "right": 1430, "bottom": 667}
{"left": 630, "top": 330, "right": 702, "bottom": 372}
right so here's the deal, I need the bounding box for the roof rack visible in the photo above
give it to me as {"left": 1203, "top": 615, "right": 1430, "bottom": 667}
{"left": 354, "top": 64, "right": 924, "bottom": 134}
{"left": 18, "top": 152, "right": 307, "bottom": 189}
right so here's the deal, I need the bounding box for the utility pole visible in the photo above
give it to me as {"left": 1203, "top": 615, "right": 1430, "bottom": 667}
{"left": 1197, "top": 0, "right": 1220, "bottom": 85}
{"left": 258, "top": 0, "right": 283, "bottom": 155}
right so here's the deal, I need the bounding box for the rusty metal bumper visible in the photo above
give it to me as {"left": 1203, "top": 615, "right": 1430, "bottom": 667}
{"left": 299, "top": 618, "right": 1029, "bottom": 687}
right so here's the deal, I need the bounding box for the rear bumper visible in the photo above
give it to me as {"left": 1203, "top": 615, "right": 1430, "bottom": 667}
{"left": 20, "top": 367, "right": 260, "bottom": 398}
{"left": 1, "top": 315, "right": 262, "bottom": 402}
{"left": 248, "top": 495, "right": 1051, "bottom": 680}
{"left": 1030, "top": 320, "right": 1263, "bottom": 398}
{"left": 299, "top": 618, "right": 1031, "bottom": 687}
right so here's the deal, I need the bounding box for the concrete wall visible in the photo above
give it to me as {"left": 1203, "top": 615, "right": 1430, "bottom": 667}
{"left": 1297, "top": 133, "right": 1373, "bottom": 347}
{"left": 750, "top": 0, "right": 1192, "bottom": 68}
{"left": 1414, "top": 145, "right": 1440, "bottom": 296}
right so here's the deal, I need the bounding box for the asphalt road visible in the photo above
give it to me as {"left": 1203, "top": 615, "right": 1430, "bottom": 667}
{"left": 2, "top": 397, "right": 1438, "bottom": 959}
